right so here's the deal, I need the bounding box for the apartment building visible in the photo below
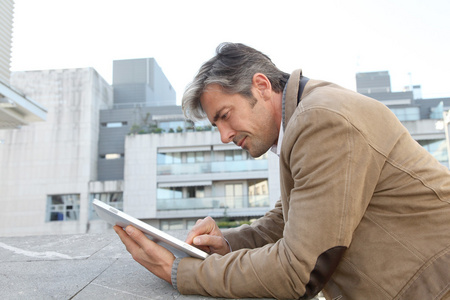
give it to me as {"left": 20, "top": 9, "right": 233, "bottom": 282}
{"left": 89, "top": 58, "right": 278, "bottom": 232}
{"left": 356, "top": 71, "right": 450, "bottom": 167}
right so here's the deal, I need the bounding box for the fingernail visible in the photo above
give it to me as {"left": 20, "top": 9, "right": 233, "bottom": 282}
{"left": 126, "top": 226, "right": 134, "bottom": 235}
{"left": 193, "top": 237, "right": 200, "bottom": 245}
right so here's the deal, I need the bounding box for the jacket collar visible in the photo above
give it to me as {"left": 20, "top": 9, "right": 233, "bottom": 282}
{"left": 282, "top": 69, "right": 302, "bottom": 130}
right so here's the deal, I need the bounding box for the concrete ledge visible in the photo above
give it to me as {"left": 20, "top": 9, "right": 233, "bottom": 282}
{"left": 0, "top": 230, "right": 275, "bottom": 299}
{"left": 0, "top": 230, "right": 325, "bottom": 299}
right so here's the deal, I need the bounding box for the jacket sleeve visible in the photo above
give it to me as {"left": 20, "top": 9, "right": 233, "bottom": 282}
{"left": 176, "top": 107, "right": 382, "bottom": 299}
{"left": 222, "top": 199, "right": 285, "bottom": 250}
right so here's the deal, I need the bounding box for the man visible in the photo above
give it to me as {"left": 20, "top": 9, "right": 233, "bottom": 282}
{"left": 115, "top": 43, "right": 450, "bottom": 299}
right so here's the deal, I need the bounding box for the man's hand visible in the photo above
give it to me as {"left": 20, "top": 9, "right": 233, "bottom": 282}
{"left": 114, "top": 225, "right": 175, "bottom": 284}
{"left": 185, "top": 216, "right": 231, "bottom": 256}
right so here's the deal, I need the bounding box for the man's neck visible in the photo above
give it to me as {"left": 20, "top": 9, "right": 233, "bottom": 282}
{"left": 269, "top": 91, "right": 284, "bottom": 156}
{"left": 272, "top": 92, "right": 283, "bottom": 134}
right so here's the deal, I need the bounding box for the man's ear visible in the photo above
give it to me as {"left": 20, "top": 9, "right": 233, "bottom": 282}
{"left": 252, "top": 73, "right": 272, "bottom": 100}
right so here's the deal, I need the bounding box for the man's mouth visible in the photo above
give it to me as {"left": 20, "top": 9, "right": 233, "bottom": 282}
{"left": 237, "top": 136, "right": 247, "bottom": 148}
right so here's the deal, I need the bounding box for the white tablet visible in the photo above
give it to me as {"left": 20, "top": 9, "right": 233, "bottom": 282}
{"left": 93, "top": 199, "right": 209, "bottom": 259}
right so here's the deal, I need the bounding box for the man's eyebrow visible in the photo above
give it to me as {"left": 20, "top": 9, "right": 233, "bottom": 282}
{"left": 211, "top": 108, "right": 226, "bottom": 126}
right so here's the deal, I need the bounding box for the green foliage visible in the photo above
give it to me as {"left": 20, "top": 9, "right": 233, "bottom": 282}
{"left": 129, "top": 124, "right": 142, "bottom": 135}
{"left": 217, "top": 220, "right": 252, "bottom": 228}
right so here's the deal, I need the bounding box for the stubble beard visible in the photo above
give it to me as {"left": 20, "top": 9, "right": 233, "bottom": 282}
{"left": 244, "top": 134, "right": 276, "bottom": 158}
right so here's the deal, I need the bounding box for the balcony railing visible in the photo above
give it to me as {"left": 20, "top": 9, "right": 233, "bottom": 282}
{"left": 157, "top": 195, "right": 270, "bottom": 211}
{"left": 157, "top": 159, "right": 268, "bottom": 175}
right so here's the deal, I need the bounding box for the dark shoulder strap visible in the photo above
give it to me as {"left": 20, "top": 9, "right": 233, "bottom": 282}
{"left": 297, "top": 76, "right": 310, "bottom": 105}
{"left": 283, "top": 69, "right": 308, "bottom": 129}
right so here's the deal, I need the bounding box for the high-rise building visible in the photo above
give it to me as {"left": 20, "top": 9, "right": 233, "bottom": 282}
{"left": 0, "top": 0, "right": 47, "bottom": 129}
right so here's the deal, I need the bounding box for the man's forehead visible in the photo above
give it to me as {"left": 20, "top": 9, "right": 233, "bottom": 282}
{"left": 200, "top": 84, "right": 227, "bottom": 109}
{"left": 202, "top": 84, "right": 225, "bottom": 95}
{"left": 199, "top": 86, "right": 229, "bottom": 125}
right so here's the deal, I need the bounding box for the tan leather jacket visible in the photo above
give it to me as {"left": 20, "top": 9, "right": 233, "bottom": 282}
{"left": 177, "top": 70, "right": 450, "bottom": 299}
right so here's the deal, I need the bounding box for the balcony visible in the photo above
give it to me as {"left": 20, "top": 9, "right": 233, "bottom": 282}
{"left": 157, "top": 159, "right": 268, "bottom": 176}
{"left": 157, "top": 195, "right": 270, "bottom": 211}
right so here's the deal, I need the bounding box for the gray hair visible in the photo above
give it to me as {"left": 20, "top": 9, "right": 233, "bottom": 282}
{"left": 182, "top": 42, "right": 289, "bottom": 121}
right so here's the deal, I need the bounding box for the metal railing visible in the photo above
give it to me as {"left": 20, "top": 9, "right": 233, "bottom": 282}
{"left": 157, "top": 195, "right": 270, "bottom": 211}
{"left": 157, "top": 159, "right": 268, "bottom": 175}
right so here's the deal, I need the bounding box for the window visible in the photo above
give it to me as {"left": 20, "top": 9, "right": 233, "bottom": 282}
{"left": 187, "top": 186, "right": 205, "bottom": 198}
{"left": 92, "top": 192, "right": 123, "bottom": 207}
{"left": 157, "top": 187, "right": 182, "bottom": 199}
{"left": 91, "top": 192, "right": 123, "bottom": 219}
{"left": 46, "top": 194, "right": 80, "bottom": 222}
{"left": 101, "top": 121, "right": 127, "bottom": 128}
{"left": 100, "top": 153, "right": 124, "bottom": 159}
{"left": 430, "top": 101, "right": 444, "bottom": 120}
{"left": 224, "top": 150, "right": 244, "bottom": 161}
{"left": 248, "top": 179, "right": 270, "bottom": 207}
{"left": 157, "top": 152, "right": 181, "bottom": 165}
{"left": 390, "top": 107, "right": 420, "bottom": 121}
{"left": 161, "top": 220, "right": 183, "bottom": 230}
{"left": 225, "top": 183, "right": 243, "bottom": 208}
{"left": 186, "top": 151, "right": 205, "bottom": 163}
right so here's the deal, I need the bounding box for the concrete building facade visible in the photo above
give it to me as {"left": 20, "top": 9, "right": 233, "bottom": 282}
{"left": 119, "top": 131, "right": 278, "bottom": 230}
{"left": 0, "top": 68, "right": 112, "bottom": 236}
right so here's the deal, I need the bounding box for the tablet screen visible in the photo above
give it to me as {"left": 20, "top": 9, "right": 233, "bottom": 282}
{"left": 93, "top": 199, "right": 209, "bottom": 259}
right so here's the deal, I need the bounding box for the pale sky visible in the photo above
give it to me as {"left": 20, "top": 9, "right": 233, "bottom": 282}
{"left": 10, "top": 0, "right": 450, "bottom": 104}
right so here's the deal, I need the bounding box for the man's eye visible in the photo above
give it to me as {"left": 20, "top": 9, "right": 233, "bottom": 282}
{"left": 221, "top": 112, "right": 228, "bottom": 119}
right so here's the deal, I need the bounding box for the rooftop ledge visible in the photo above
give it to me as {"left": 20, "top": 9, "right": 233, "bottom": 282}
{"left": 0, "top": 230, "right": 326, "bottom": 299}
{"left": 0, "top": 230, "right": 270, "bottom": 299}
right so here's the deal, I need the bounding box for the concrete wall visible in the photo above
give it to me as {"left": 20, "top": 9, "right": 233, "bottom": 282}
{"left": 0, "top": 68, "right": 112, "bottom": 236}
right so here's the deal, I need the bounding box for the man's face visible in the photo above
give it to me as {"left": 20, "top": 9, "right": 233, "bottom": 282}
{"left": 200, "top": 84, "right": 279, "bottom": 158}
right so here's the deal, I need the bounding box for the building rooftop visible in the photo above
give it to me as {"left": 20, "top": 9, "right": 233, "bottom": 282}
{"left": 0, "top": 230, "right": 276, "bottom": 299}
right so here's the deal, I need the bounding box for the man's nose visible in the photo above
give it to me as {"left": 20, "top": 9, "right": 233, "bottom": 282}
{"left": 217, "top": 124, "right": 235, "bottom": 144}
